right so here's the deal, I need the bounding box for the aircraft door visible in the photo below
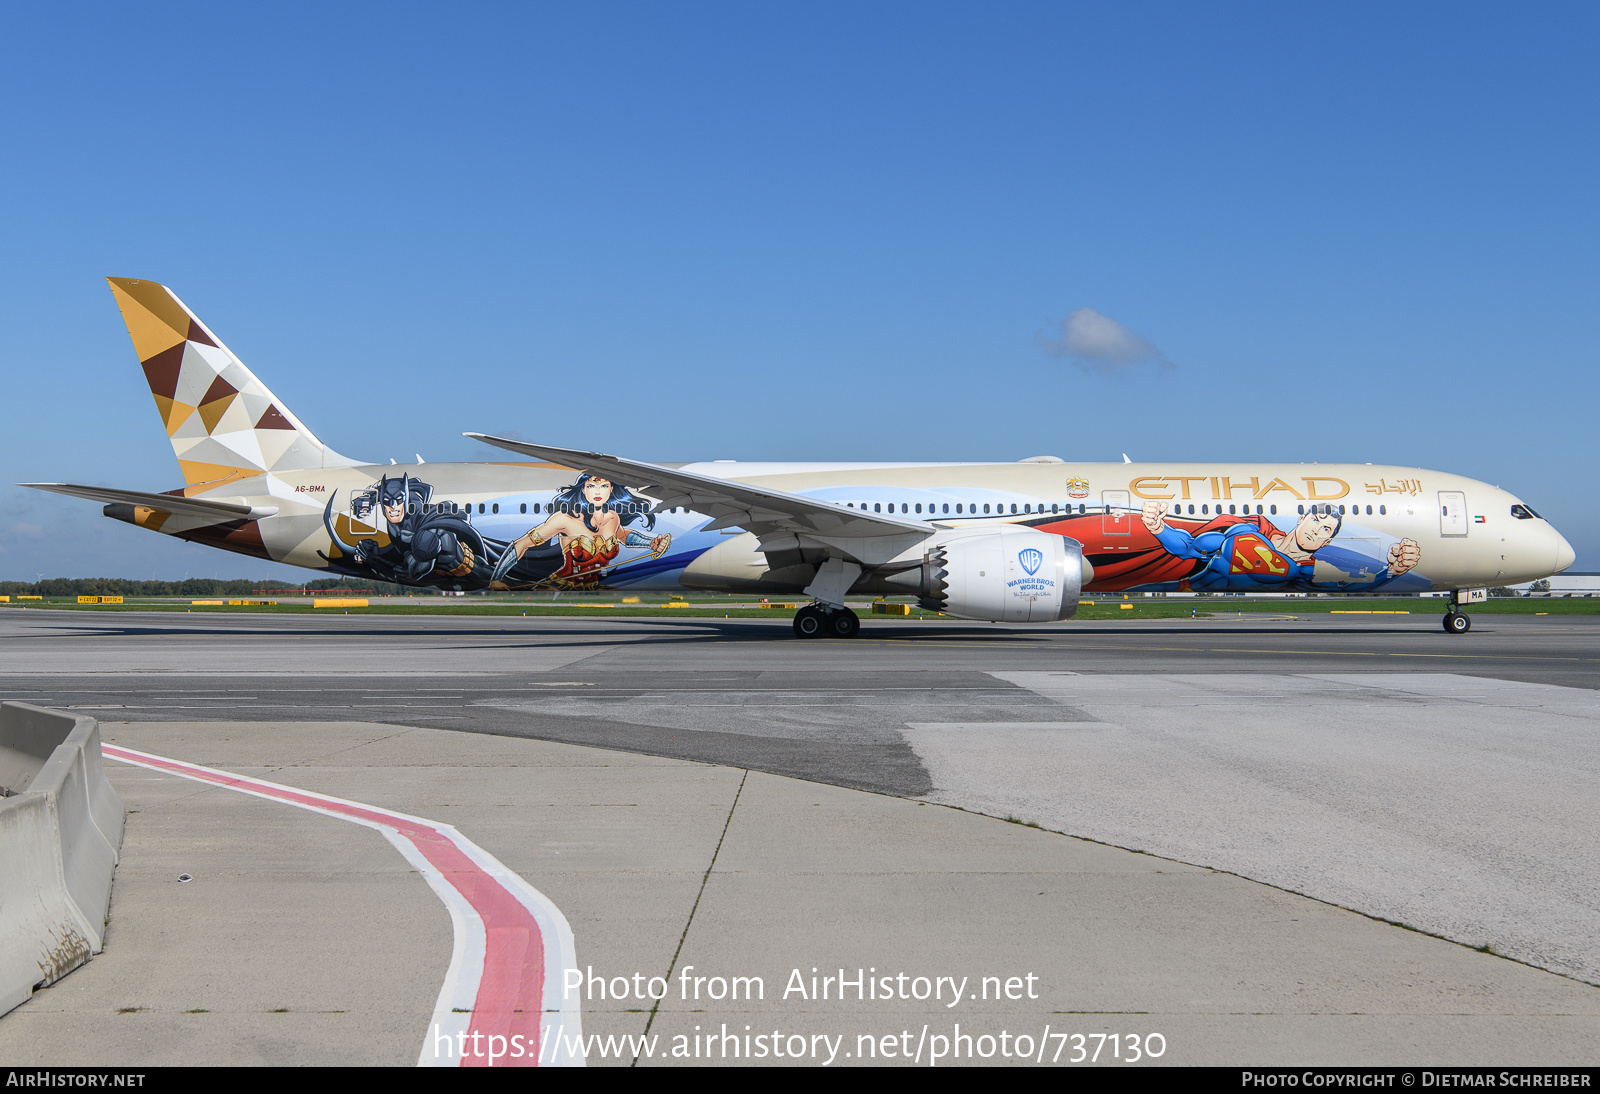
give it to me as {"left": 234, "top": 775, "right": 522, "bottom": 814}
{"left": 1439, "top": 491, "right": 1467, "bottom": 537}
{"left": 1102, "top": 490, "right": 1131, "bottom": 536}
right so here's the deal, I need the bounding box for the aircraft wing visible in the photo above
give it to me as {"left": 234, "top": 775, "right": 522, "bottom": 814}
{"left": 19, "top": 483, "right": 279, "bottom": 521}
{"left": 464, "top": 434, "right": 934, "bottom": 539}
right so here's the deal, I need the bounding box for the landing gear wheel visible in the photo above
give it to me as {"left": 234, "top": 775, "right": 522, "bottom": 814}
{"left": 827, "top": 608, "right": 860, "bottom": 639}
{"left": 793, "top": 606, "right": 825, "bottom": 638}
{"left": 1443, "top": 612, "right": 1472, "bottom": 634}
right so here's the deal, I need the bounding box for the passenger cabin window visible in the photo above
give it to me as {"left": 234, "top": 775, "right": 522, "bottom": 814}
{"left": 1379, "top": 505, "right": 1386, "bottom": 515}
{"left": 983, "top": 503, "right": 990, "bottom": 514}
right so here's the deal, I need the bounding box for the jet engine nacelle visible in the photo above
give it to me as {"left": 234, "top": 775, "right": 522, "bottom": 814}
{"left": 886, "top": 527, "right": 1086, "bottom": 622}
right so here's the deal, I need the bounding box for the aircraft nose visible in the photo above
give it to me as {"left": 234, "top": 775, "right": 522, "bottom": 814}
{"left": 1553, "top": 529, "right": 1576, "bottom": 574}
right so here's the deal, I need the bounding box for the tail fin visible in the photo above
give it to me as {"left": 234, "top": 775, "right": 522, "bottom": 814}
{"left": 106, "top": 277, "right": 361, "bottom": 491}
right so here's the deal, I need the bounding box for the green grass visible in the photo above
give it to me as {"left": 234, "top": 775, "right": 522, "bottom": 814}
{"left": 6, "top": 594, "right": 1595, "bottom": 618}
{"left": 1195, "top": 596, "right": 1600, "bottom": 615}
{"left": 6, "top": 600, "right": 793, "bottom": 618}
{"left": 1072, "top": 597, "right": 1600, "bottom": 618}
{"left": 3, "top": 596, "right": 847, "bottom": 619}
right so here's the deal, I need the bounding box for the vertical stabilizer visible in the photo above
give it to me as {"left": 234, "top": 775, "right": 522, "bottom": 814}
{"left": 106, "top": 278, "right": 361, "bottom": 491}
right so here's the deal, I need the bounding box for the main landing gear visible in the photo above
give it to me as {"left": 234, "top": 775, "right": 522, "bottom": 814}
{"left": 1443, "top": 611, "right": 1472, "bottom": 634}
{"left": 793, "top": 604, "right": 860, "bottom": 639}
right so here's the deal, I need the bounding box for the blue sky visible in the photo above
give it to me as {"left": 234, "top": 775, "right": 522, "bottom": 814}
{"left": 2, "top": 3, "right": 1596, "bottom": 580}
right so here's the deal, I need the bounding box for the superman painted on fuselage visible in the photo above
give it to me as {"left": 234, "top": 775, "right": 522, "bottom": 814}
{"left": 1140, "top": 502, "right": 1422, "bottom": 593}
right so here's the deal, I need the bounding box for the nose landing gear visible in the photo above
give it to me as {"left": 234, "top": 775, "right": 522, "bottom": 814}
{"left": 1443, "top": 588, "right": 1484, "bottom": 634}
{"left": 793, "top": 604, "right": 860, "bottom": 638}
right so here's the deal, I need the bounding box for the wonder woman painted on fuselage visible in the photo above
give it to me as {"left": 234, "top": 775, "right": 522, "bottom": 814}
{"left": 490, "top": 474, "right": 671, "bottom": 589}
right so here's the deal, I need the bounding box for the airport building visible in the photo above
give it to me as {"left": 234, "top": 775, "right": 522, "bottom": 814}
{"left": 1510, "top": 571, "right": 1600, "bottom": 596}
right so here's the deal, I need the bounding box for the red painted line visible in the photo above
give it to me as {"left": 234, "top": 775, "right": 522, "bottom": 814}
{"left": 103, "top": 745, "right": 547, "bottom": 1066}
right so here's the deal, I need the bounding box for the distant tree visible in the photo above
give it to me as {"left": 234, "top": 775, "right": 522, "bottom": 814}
{"left": 0, "top": 574, "right": 419, "bottom": 598}
{"left": 1530, "top": 579, "right": 1552, "bottom": 594}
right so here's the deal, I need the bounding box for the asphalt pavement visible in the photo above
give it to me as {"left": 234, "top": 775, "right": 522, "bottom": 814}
{"left": 0, "top": 608, "right": 1596, "bottom": 1064}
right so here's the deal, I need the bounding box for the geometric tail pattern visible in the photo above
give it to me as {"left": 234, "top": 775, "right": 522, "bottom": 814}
{"left": 107, "top": 277, "right": 360, "bottom": 491}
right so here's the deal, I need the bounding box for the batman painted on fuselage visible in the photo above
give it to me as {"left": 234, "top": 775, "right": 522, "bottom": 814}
{"left": 323, "top": 474, "right": 500, "bottom": 588}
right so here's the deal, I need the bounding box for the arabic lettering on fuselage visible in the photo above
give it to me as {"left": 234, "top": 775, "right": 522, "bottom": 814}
{"left": 1364, "top": 478, "right": 1423, "bottom": 497}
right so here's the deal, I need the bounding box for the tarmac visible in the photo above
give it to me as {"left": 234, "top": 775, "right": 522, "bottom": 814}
{"left": 0, "top": 609, "right": 1596, "bottom": 1065}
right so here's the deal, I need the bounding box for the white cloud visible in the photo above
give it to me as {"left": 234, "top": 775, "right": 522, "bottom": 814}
{"left": 1039, "top": 308, "right": 1174, "bottom": 374}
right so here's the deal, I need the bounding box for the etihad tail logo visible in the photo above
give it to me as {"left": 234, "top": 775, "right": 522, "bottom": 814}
{"left": 107, "top": 278, "right": 352, "bottom": 491}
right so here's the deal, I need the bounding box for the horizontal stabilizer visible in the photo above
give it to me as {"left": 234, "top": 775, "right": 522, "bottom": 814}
{"left": 19, "top": 483, "right": 279, "bottom": 521}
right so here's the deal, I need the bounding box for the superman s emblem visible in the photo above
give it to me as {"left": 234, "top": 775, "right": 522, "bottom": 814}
{"left": 1228, "top": 534, "right": 1289, "bottom": 576}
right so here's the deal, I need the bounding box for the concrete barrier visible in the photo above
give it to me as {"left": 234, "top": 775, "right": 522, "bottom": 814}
{"left": 0, "top": 702, "right": 125, "bottom": 1016}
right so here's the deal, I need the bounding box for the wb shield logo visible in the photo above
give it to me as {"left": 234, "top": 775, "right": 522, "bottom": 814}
{"left": 1018, "top": 548, "right": 1042, "bottom": 576}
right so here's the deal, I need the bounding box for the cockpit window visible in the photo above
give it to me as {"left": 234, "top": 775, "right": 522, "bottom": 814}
{"left": 1510, "top": 504, "right": 1540, "bottom": 520}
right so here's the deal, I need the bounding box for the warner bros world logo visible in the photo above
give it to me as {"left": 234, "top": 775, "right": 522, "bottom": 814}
{"left": 1018, "top": 548, "right": 1043, "bottom": 576}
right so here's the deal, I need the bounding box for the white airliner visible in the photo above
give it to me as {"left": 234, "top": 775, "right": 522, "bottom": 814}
{"left": 22, "top": 279, "right": 1576, "bottom": 637}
